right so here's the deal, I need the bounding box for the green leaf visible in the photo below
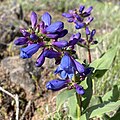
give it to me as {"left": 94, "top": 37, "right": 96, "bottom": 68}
{"left": 93, "top": 69, "right": 107, "bottom": 78}
{"left": 110, "top": 111, "right": 120, "bottom": 120}
{"left": 80, "top": 114, "right": 87, "bottom": 120}
{"left": 86, "top": 100, "right": 120, "bottom": 118}
{"left": 102, "top": 85, "right": 120, "bottom": 102}
{"left": 56, "top": 89, "right": 75, "bottom": 111}
{"left": 68, "top": 94, "right": 80, "bottom": 120}
{"left": 90, "top": 47, "right": 117, "bottom": 70}
{"left": 81, "top": 77, "right": 93, "bottom": 111}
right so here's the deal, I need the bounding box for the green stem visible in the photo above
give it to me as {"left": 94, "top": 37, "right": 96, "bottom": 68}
{"left": 74, "top": 74, "right": 82, "bottom": 118}
{"left": 76, "top": 93, "right": 82, "bottom": 116}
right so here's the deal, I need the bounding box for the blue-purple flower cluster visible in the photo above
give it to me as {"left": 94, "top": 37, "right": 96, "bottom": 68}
{"left": 14, "top": 5, "right": 96, "bottom": 95}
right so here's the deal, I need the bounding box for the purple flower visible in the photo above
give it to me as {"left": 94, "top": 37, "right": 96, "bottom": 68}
{"left": 85, "top": 17, "right": 94, "bottom": 24}
{"left": 36, "top": 50, "right": 45, "bottom": 67}
{"left": 62, "top": 5, "right": 93, "bottom": 29}
{"left": 89, "top": 29, "right": 96, "bottom": 41}
{"left": 69, "top": 33, "right": 81, "bottom": 47}
{"left": 30, "top": 34, "right": 39, "bottom": 41}
{"left": 41, "top": 12, "right": 52, "bottom": 26}
{"left": 52, "top": 40, "right": 68, "bottom": 48}
{"left": 41, "top": 12, "right": 68, "bottom": 39}
{"left": 86, "top": 27, "right": 90, "bottom": 35}
{"left": 72, "top": 59, "right": 85, "bottom": 73}
{"left": 14, "top": 37, "right": 28, "bottom": 45}
{"left": 81, "top": 67, "right": 93, "bottom": 77}
{"left": 79, "top": 5, "right": 85, "bottom": 13}
{"left": 46, "top": 79, "right": 68, "bottom": 91}
{"left": 74, "top": 21, "right": 84, "bottom": 29}
{"left": 86, "top": 28, "right": 96, "bottom": 43}
{"left": 31, "top": 11, "right": 37, "bottom": 28}
{"left": 43, "top": 49, "right": 61, "bottom": 59}
{"left": 20, "top": 43, "right": 42, "bottom": 59}
{"left": 20, "top": 29, "right": 30, "bottom": 37}
{"left": 82, "top": 6, "right": 93, "bottom": 17}
{"left": 54, "top": 53, "right": 76, "bottom": 79}
{"left": 74, "top": 84, "right": 85, "bottom": 95}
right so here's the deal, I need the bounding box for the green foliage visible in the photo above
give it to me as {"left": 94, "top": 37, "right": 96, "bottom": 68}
{"left": 56, "top": 89, "right": 75, "bottom": 111}
{"left": 90, "top": 47, "right": 117, "bottom": 70}
{"left": 90, "top": 46, "right": 117, "bottom": 78}
{"left": 102, "top": 85, "right": 120, "bottom": 102}
{"left": 68, "top": 94, "right": 81, "bottom": 120}
{"left": 81, "top": 77, "right": 93, "bottom": 111}
{"left": 85, "top": 100, "right": 120, "bottom": 119}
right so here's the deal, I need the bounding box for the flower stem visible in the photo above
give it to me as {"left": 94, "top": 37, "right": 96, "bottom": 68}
{"left": 76, "top": 93, "right": 82, "bottom": 116}
{"left": 74, "top": 74, "right": 82, "bottom": 117}
{"left": 88, "top": 45, "right": 92, "bottom": 63}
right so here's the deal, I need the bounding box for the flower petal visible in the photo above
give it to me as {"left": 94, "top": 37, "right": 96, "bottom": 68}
{"left": 30, "top": 34, "right": 39, "bottom": 41}
{"left": 75, "top": 21, "right": 84, "bottom": 29}
{"left": 20, "top": 44, "right": 41, "bottom": 59}
{"left": 75, "top": 84, "right": 85, "bottom": 95}
{"left": 84, "top": 6, "right": 93, "bottom": 14}
{"left": 35, "top": 51, "right": 45, "bottom": 67}
{"left": 85, "top": 17, "right": 94, "bottom": 24}
{"left": 46, "top": 33, "right": 58, "bottom": 39}
{"left": 45, "top": 21, "right": 64, "bottom": 33}
{"left": 73, "top": 59, "right": 85, "bottom": 73}
{"left": 86, "top": 27, "right": 90, "bottom": 35}
{"left": 46, "top": 79, "right": 67, "bottom": 91}
{"left": 60, "top": 53, "right": 74, "bottom": 69}
{"left": 79, "top": 5, "right": 85, "bottom": 13}
{"left": 31, "top": 11, "right": 37, "bottom": 28}
{"left": 60, "top": 70, "right": 67, "bottom": 79}
{"left": 14, "top": 37, "right": 28, "bottom": 45}
{"left": 43, "top": 49, "right": 61, "bottom": 59}
{"left": 90, "top": 29, "right": 96, "bottom": 41}
{"left": 52, "top": 40, "right": 68, "bottom": 48}
{"left": 41, "top": 12, "right": 52, "bottom": 26}
{"left": 62, "top": 13, "right": 73, "bottom": 18}
{"left": 20, "top": 29, "right": 30, "bottom": 37}
{"left": 57, "top": 29, "right": 68, "bottom": 38}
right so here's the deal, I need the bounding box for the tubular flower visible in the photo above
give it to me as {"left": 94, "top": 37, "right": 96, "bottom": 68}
{"left": 31, "top": 11, "right": 37, "bottom": 28}
{"left": 14, "top": 37, "right": 28, "bottom": 45}
{"left": 20, "top": 43, "right": 43, "bottom": 59}
{"left": 68, "top": 32, "right": 81, "bottom": 47}
{"left": 62, "top": 5, "right": 93, "bottom": 29}
{"left": 54, "top": 53, "right": 76, "bottom": 79}
{"left": 72, "top": 59, "right": 85, "bottom": 73}
{"left": 78, "top": 27, "right": 97, "bottom": 46}
{"left": 52, "top": 40, "right": 68, "bottom": 48}
{"left": 43, "top": 49, "right": 61, "bottom": 59}
{"left": 40, "top": 12, "right": 68, "bottom": 39}
{"left": 46, "top": 79, "right": 68, "bottom": 91}
{"left": 14, "top": 11, "right": 68, "bottom": 68}
{"left": 74, "top": 84, "right": 85, "bottom": 95}
{"left": 35, "top": 50, "right": 45, "bottom": 67}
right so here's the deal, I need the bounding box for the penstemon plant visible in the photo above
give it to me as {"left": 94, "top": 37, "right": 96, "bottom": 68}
{"left": 14, "top": 4, "right": 120, "bottom": 120}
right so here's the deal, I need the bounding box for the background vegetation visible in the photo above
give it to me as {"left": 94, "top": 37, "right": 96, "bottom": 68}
{"left": 0, "top": 0, "right": 120, "bottom": 119}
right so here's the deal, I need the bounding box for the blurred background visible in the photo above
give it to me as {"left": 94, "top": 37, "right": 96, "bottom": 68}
{"left": 0, "top": 0, "right": 120, "bottom": 119}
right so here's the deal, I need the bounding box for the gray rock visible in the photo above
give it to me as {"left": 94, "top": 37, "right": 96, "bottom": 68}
{"left": 1, "top": 56, "right": 42, "bottom": 93}
{"left": 1, "top": 56, "right": 25, "bottom": 71}
{"left": 0, "top": 3, "right": 27, "bottom": 44}
{"left": 10, "top": 67, "right": 35, "bottom": 93}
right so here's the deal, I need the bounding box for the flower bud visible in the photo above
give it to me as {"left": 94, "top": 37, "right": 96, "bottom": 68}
{"left": 14, "top": 37, "right": 28, "bottom": 45}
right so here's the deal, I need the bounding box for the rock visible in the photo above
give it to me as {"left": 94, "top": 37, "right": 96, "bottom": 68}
{"left": 10, "top": 67, "right": 35, "bottom": 93}
{"left": 0, "top": 2, "right": 27, "bottom": 44}
{"left": 0, "top": 43, "right": 7, "bottom": 52}
{"left": 1, "top": 56, "right": 42, "bottom": 93}
{"left": 1, "top": 56, "right": 25, "bottom": 71}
